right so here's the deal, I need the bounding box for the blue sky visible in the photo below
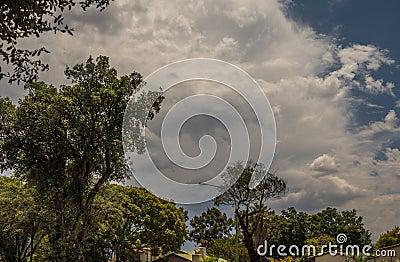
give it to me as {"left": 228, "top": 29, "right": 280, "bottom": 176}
{"left": 288, "top": 0, "right": 400, "bottom": 162}
{"left": 1, "top": 0, "right": 399, "bottom": 242}
{"left": 286, "top": 0, "right": 400, "bottom": 125}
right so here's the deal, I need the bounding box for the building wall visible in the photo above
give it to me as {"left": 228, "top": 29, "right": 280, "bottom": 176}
{"left": 166, "top": 255, "right": 190, "bottom": 262}
{"left": 314, "top": 254, "right": 350, "bottom": 262}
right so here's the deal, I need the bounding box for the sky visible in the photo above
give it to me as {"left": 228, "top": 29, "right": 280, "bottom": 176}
{"left": 1, "top": 0, "right": 399, "bottom": 242}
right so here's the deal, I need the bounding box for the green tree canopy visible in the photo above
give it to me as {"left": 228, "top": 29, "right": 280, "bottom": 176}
{"left": 308, "top": 207, "right": 371, "bottom": 246}
{"left": 263, "top": 207, "right": 309, "bottom": 254}
{"left": 88, "top": 184, "right": 188, "bottom": 261}
{"left": 266, "top": 207, "right": 371, "bottom": 258}
{"left": 207, "top": 237, "right": 250, "bottom": 262}
{"left": 0, "top": 55, "right": 144, "bottom": 260}
{"left": 375, "top": 226, "right": 400, "bottom": 249}
{"left": 189, "top": 207, "right": 234, "bottom": 248}
{"left": 0, "top": 176, "right": 47, "bottom": 262}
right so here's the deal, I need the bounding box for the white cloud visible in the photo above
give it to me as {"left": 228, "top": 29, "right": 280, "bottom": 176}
{"left": 383, "top": 147, "right": 400, "bottom": 162}
{"left": 364, "top": 75, "right": 395, "bottom": 96}
{"left": 213, "top": 37, "right": 242, "bottom": 61}
{"left": 358, "top": 109, "right": 400, "bottom": 137}
{"left": 310, "top": 154, "right": 339, "bottom": 174}
{"left": 338, "top": 44, "right": 395, "bottom": 71}
{"left": 224, "top": 6, "right": 260, "bottom": 28}
{"left": 1, "top": 0, "right": 399, "bottom": 240}
{"left": 336, "top": 44, "right": 396, "bottom": 96}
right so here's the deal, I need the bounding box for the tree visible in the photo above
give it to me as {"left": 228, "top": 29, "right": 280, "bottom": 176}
{"left": 189, "top": 207, "right": 234, "bottom": 248}
{"left": 280, "top": 207, "right": 309, "bottom": 248}
{"left": 0, "top": 176, "right": 47, "bottom": 262}
{"left": 304, "top": 235, "right": 336, "bottom": 256}
{"left": 88, "top": 184, "right": 188, "bottom": 261}
{"left": 262, "top": 207, "right": 310, "bottom": 257}
{"left": 208, "top": 237, "right": 250, "bottom": 262}
{"left": 215, "top": 162, "right": 287, "bottom": 262}
{"left": 308, "top": 207, "right": 371, "bottom": 246}
{"left": 262, "top": 207, "right": 371, "bottom": 258}
{"left": 0, "top": 0, "right": 113, "bottom": 84}
{"left": 375, "top": 226, "right": 400, "bottom": 249}
{"left": 0, "top": 55, "right": 146, "bottom": 260}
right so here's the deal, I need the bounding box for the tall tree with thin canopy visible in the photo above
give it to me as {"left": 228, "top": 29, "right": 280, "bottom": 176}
{"left": 215, "top": 162, "right": 287, "bottom": 262}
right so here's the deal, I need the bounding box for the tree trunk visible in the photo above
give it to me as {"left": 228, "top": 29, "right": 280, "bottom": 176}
{"left": 243, "top": 230, "right": 259, "bottom": 262}
{"left": 237, "top": 211, "right": 260, "bottom": 262}
{"left": 30, "top": 223, "right": 35, "bottom": 262}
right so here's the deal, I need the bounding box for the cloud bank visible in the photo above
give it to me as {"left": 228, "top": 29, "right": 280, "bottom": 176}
{"left": 0, "top": 0, "right": 399, "bottom": 240}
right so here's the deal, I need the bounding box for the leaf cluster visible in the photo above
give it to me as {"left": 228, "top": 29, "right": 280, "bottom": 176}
{"left": 0, "top": 0, "right": 113, "bottom": 83}
{"left": 189, "top": 207, "right": 234, "bottom": 248}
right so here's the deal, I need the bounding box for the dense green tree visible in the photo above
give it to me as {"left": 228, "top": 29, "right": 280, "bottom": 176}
{"left": 308, "top": 207, "right": 371, "bottom": 246}
{"left": 0, "top": 176, "right": 46, "bottom": 262}
{"left": 375, "top": 226, "right": 400, "bottom": 249}
{"left": 219, "top": 204, "right": 371, "bottom": 260}
{"left": 0, "top": 55, "right": 146, "bottom": 261}
{"left": 0, "top": 0, "right": 114, "bottom": 84}
{"left": 189, "top": 207, "right": 234, "bottom": 248}
{"left": 258, "top": 207, "right": 309, "bottom": 257}
{"left": 215, "top": 162, "right": 287, "bottom": 262}
{"left": 279, "top": 207, "right": 309, "bottom": 247}
{"left": 266, "top": 207, "right": 370, "bottom": 258}
{"left": 208, "top": 237, "right": 250, "bottom": 262}
{"left": 304, "top": 234, "right": 336, "bottom": 255}
{"left": 0, "top": 177, "right": 187, "bottom": 261}
{"left": 88, "top": 184, "right": 187, "bottom": 261}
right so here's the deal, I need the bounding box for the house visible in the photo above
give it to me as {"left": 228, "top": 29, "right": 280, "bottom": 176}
{"left": 309, "top": 252, "right": 354, "bottom": 262}
{"left": 153, "top": 247, "right": 228, "bottom": 262}
{"left": 137, "top": 247, "right": 161, "bottom": 262}
{"left": 153, "top": 250, "right": 197, "bottom": 262}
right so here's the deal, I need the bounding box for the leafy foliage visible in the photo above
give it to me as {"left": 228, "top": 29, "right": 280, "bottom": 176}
{"left": 0, "top": 176, "right": 47, "bottom": 262}
{"left": 207, "top": 237, "right": 250, "bottom": 262}
{"left": 0, "top": 177, "right": 187, "bottom": 261}
{"left": 215, "top": 162, "right": 287, "bottom": 262}
{"left": 266, "top": 207, "right": 371, "bottom": 258}
{"left": 189, "top": 207, "right": 234, "bottom": 248}
{"left": 201, "top": 256, "right": 220, "bottom": 262}
{"left": 0, "top": 0, "right": 113, "bottom": 83}
{"left": 88, "top": 184, "right": 188, "bottom": 261}
{"left": 214, "top": 162, "right": 371, "bottom": 261}
{"left": 257, "top": 207, "right": 310, "bottom": 257}
{"left": 304, "top": 234, "right": 336, "bottom": 255}
{"left": 375, "top": 226, "right": 400, "bottom": 249}
{"left": 0, "top": 55, "right": 144, "bottom": 260}
{"left": 307, "top": 207, "right": 371, "bottom": 246}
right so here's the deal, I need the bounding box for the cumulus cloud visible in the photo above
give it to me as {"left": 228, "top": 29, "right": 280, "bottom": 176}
{"left": 310, "top": 154, "right": 339, "bottom": 174}
{"left": 336, "top": 44, "right": 396, "bottom": 96}
{"left": 0, "top": 0, "right": 399, "bottom": 240}
{"left": 338, "top": 44, "right": 395, "bottom": 71}
{"left": 358, "top": 109, "right": 400, "bottom": 137}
